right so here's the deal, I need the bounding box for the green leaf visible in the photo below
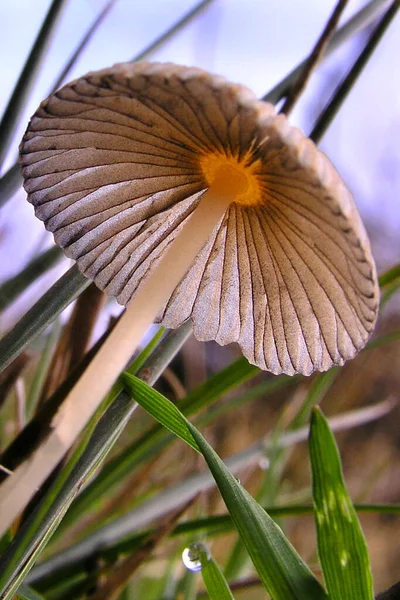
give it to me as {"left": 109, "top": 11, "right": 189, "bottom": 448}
{"left": 183, "top": 543, "right": 235, "bottom": 600}
{"left": 309, "top": 407, "right": 374, "bottom": 600}
{"left": 122, "top": 375, "right": 328, "bottom": 600}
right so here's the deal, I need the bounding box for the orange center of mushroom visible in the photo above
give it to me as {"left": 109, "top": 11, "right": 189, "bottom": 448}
{"left": 199, "top": 152, "right": 262, "bottom": 206}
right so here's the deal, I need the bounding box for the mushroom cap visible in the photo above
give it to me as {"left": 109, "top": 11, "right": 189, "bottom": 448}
{"left": 19, "top": 61, "right": 379, "bottom": 375}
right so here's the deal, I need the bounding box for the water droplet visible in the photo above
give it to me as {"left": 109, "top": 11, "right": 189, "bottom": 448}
{"left": 258, "top": 457, "right": 270, "bottom": 470}
{"left": 235, "top": 477, "right": 241, "bottom": 484}
{"left": 182, "top": 543, "right": 210, "bottom": 572}
{"left": 340, "top": 550, "right": 349, "bottom": 567}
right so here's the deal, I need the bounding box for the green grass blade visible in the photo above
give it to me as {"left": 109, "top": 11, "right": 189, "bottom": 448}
{"left": 0, "top": 327, "right": 169, "bottom": 597}
{"left": 0, "top": 0, "right": 68, "bottom": 169}
{"left": 58, "top": 355, "right": 259, "bottom": 531}
{"left": 0, "top": 163, "right": 22, "bottom": 208}
{"left": 0, "top": 265, "right": 89, "bottom": 374}
{"left": 16, "top": 584, "right": 45, "bottom": 600}
{"left": 310, "top": 0, "right": 399, "bottom": 144}
{"left": 122, "top": 375, "right": 328, "bottom": 600}
{"left": 0, "top": 247, "right": 63, "bottom": 312}
{"left": 50, "top": 0, "right": 116, "bottom": 93}
{"left": 309, "top": 407, "right": 374, "bottom": 600}
{"left": 183, "top": 543, "right": 235, "bottom": 600}
{"left": 0, "top": 393, "right": 126, "bottom": 600}
{"left": 32, "top": 397, "right": 393, "bottom": 583}
{"left": 121, "top": 373, "right": 200, "bottom": 452}
{"left": 379, "top": 263, "right": 400, "bottom": 289}
{"left": 25, "top": 318, "right": 62, "bottom": 418}
{"left": 132, "top": 0, "right": 214, "bottom": 62}
{"left": 27, "top": 502, "right": 400, "bottom": 587}
{"left": 263, "top": 0, "right": 391, "bottom": 104}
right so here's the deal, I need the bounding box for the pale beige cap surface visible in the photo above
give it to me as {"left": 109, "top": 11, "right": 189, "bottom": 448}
{"left": 20, "top": 62, "right": 379, "bottom": 375}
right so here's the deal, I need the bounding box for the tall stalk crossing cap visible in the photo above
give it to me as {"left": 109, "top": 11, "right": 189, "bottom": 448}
{"left": 20, "top": 61, "right": 379, "bottom": 375}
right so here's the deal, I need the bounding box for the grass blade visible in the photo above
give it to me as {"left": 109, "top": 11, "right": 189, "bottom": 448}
{"left": 0, "top": 265, "right": 89, "bottom": 374}
{"left": 310, "top": 0, "right": 399, "bottom": 144}
{"left": 309, "top": 407, "right": 374, "bottom": 600}
{"left": 0, "top": 0, "right": 68, "bottom": 169}
{"left": 28, "top": 396, "right": 393, "bottom": 583}
{"left": 263, "top": 0, "right": 392, "bottom": 104}
{"left": 56, "top": 355, "right": 259, "bottom": 533}
{"left": 280, "top": 0, "right": 349, "bottom": 115}
{"left": 0, "top": 247, "right": 63, "bottom": 312}
{"left": 183, "top": 543, "right": 235, "bottom": 600}
{"left": 132, "top": 0, "right": 214, "bottom": 62}
{"left": 15, "top": 584, "right": 45, "bottom": 600}
{"left": 50, "top": 0, "right": 116, "bottom": 93}
{"left": 0, "top": 163, "right": 22, "bottom": 208}
{"left": 122, "top": 375, "right": 328, "bottom": 600}
{"left": 0, "top": 327, "right": 186, "bottom": 595}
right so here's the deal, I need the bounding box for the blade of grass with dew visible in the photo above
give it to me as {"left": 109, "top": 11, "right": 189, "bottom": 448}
{"left": 55, "top": 354, "right": 260, "bottom": 534}
{"left": 0, "top": 265, "right": 89, "bottom": 374}
{"left": 0, "top": 247, "right": 63, "bottom": 312}
{"left": 309, "top": 407, "right": 374, "bottom": 600}
{"left": 0, "top": 326, "right": 182, "bottom": 597}
{"left": 0, "top": 327, "right": 165, "bottom": 598}
{"left": 183, "top": 543, "right": 235, "bottom": 600}
{"left": 83, "top": 503, "right": 191, "bottom": 600}
{"left": 0, "top": 0, "right": 68, "bottom": 169}
{"left": 121, "top": 374, "right": 328, "bottom": 600}
{"left": 224, "top": 369, "right": 338, "bottom": 581}
{"left": 28, "top": 395, "right": 395, "bottom": 584}
{"left": 27, "top": 501, "right": 400, "bottom": 590}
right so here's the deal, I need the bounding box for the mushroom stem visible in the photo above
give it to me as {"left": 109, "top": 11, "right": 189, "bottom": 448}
{"left": 0, "top": 166, "right": 248, "bottom": 535}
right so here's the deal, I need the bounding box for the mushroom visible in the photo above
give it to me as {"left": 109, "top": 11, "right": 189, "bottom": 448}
{"left": 0, "top": 62, "right": 379, "bottom": 532}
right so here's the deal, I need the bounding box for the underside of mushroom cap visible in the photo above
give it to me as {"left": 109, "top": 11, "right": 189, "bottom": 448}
{"left": 19, "top": 61, "right": 379, "bottom": 376}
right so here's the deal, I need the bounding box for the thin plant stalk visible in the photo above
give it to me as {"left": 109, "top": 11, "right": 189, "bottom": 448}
{"left": 0, "top": 265, "right": 89, "bottom": 374}
{"left": 310, "top": 0, "right": 399, "bottom": 144}
{"left": 0, "top": 0, "right": 67, "bottom": 169}
{"left": 280, "top": 0, "right": 349, "bottom": 115}
{"left": 263, "top": 0, "right": 392, "bottom": 104}
{"left": 0, "top": 166, "right": 248, "bottom": 537}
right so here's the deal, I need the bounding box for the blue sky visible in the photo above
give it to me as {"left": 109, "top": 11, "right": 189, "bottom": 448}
{"left": 0, "top": 0, "right": 399, "bottom": 322}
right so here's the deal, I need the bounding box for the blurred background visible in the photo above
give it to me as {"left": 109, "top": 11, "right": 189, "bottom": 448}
{"left": 0, "top": 1, "right": 399, "bottom": 597}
